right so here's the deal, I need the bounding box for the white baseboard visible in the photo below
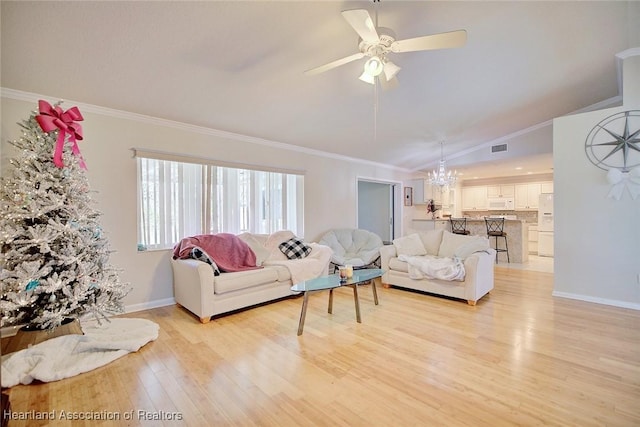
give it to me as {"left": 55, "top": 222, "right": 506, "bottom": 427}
{"left": 124, "top": 298, "right": 176, "bottom": 314}
{"left": 552, "top": 291, "right": 640, "bottom": 311}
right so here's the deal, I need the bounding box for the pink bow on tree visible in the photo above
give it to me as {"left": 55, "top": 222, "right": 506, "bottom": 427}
{"left": 35, "top": 100, "right": 86, "bottom": 169}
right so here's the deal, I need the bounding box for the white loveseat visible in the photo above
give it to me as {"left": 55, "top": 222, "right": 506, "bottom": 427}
{"left": 171, "top": 231, "right": 332, "bottom": 323}
{"left": 380, "top": 229, "right": 496, "bottom": 306}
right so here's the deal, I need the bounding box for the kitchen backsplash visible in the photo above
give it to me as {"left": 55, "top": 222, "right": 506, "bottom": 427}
{"left": 461, "top": 210, "right": 538, "bottom": 223}
{"left": 410, "top": 205, "right": 539, "bottom": 223}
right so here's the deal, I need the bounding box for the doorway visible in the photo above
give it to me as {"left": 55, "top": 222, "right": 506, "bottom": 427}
{"left": 357, "top": 179, "right": 399, "bottom": 244}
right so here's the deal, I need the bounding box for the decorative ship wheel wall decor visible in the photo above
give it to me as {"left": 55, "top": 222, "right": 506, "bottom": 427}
{"left": 584, "top": 110, "right": 640, "bottom": 200}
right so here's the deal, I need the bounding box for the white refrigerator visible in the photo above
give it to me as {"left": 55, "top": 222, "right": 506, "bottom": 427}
{"left": 538, "top": 193, "right": 554, "bottom": 257}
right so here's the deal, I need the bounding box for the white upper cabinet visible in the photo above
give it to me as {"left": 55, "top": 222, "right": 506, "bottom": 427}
{"left": 443, "top": 180, "right": 552, "bottom": 213}
{"left": 515, "top": 183, "right": 541, "bottom": 210}
{"left": 462, "top": 186, "right": 488, "bottom": 210}
{"left": 427, "top": 183, "right": 444, "bottom": 205}
{"left": 408, "top": 179, "right": 426, "bottom": 204}
{"left": 487, "top": 184, "right": 515, "bottom": 198}
{"left": 407, "top": 179, "right": 449, "bottom": 205}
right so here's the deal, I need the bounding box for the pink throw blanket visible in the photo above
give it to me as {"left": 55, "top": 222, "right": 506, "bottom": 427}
{"left": 173, "top": 233, "right": 261, "bottom": 272}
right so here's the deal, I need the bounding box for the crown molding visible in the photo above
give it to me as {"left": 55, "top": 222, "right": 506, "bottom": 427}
{"left": 1, "top": 87, "right": 411, "bottom": 174}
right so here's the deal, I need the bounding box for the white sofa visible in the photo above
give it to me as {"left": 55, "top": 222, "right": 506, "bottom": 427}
{"left": 380, "top": 229, "right": 496, "bottom": 306}
{"left": 171, "top": 231, "right": 332, "bottom": 323}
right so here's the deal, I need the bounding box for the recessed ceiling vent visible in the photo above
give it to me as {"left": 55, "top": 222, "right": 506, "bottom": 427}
{"left": 491, "top": 143, "right": 508, "bottom": 153}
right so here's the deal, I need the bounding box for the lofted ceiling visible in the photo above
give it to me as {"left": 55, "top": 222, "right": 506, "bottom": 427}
{"left": 1, "top": 1, "right": 637, "bottom": 180}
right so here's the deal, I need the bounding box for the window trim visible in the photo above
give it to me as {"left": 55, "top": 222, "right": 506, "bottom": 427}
{"left": 131, "top": 148, "right": 304, "bottom": 176}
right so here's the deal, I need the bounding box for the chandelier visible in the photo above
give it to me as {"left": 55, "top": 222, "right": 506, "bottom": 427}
{"left": 428, "top": 141, "right": 457, "bottom": 189}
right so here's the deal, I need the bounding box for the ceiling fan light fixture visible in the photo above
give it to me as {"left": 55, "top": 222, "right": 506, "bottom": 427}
{"left": 383, "top": 60, "right": 401, "bottom": 81}
{"left": 358, "top": 70, "right": 376, "bottom": 84}
{"left": 363, "top": 56, "right": 384, "bottom": 77}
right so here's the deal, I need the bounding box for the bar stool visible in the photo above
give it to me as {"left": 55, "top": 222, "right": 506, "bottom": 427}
{"left": 484, "top": 217, "right": 509, "bottom": 263}
{"left": 449, "top": 218, "right": 470, "bottom": 235}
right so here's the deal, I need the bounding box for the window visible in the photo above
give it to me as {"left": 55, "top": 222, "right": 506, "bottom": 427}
{"left": 136, "top": 155, "right": 304, "bottom": 250}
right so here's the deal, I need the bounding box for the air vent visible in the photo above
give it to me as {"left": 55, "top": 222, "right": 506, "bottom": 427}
{"left": 491, "top": 143, "right": 508, "bottom": 153}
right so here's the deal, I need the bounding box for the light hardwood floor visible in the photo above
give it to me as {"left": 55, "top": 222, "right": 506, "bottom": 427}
{"left": 3, "top": 267, "right": 640, "bottom": 426}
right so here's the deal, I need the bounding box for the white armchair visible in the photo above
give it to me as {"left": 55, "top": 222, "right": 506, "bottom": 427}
{"left": 319, "top": 229, "right": 384, "bottom": 271}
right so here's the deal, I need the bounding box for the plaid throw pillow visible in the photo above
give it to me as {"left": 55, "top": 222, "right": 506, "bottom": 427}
{"left": 190, "top": 246, "right": 221, "bottom": 276}
{"left": 279, "top": 237, "right": 312, "bottom": 260}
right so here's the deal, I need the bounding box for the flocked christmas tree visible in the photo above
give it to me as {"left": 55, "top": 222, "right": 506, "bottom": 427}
{"left": 0, "top": 100, "right": 129, "bottom": 330}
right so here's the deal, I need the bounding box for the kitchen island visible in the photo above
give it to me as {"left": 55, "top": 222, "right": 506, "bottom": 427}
{"left": 411, "top": 218, "right": 529, "bottom": 263}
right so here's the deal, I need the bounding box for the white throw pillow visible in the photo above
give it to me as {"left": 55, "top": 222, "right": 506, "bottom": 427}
{"left": 453, "top": 237, "right": 490, "bottom": 259}
{"left": 416, "top": 229, "right": 444, "bottom": 256}
{"left": 264, "top": 230, "right": 297, "bottom": 261}
{"left": 237, "top": 233, "right": 271, "bottom": 266}
{"left": 393, "top": 233, "right": 427, "bottom": 257}
{"left": 438, "top": 231, "right": 488, "bottom": 258}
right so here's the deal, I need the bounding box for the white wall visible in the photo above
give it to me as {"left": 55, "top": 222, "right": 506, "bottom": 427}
{"left": 553, "top": 53, "right": 640, "bottom": 309}
{"left": 449, "top": 124, "right": 555, "bottom": 170}
{"left": 1, "top": 95, "right": 412, "bottom": 312}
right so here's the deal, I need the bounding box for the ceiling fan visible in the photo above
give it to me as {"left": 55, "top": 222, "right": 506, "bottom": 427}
{"left": 305, "top": 9, "right": 467, "bottom": 87}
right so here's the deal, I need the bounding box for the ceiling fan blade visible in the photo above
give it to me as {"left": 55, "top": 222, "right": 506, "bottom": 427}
{"left": 341, "top": 9, "right": 380, "bottom": 44}
{"left": 391, "top": 30, "right": 467, "bottom": 53}
{"left": 304, "top": 52, "right": 365, "bottom": 76}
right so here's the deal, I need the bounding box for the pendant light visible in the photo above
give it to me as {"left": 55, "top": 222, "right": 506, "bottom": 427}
{"left": 429, "top": 141, "right": 457, "bottom": 189}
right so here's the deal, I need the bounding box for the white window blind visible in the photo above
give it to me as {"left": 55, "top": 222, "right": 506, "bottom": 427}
{"left": 136, "top": 152, "right": 304, "bottom": 250}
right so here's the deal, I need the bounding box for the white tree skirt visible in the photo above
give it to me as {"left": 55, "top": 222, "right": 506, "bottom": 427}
{"left": 1, "top": 318, "right": 159, "bottom": 388}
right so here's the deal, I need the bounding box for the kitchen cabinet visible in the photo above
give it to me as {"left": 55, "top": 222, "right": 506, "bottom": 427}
{"left": 515, "top": 183, "right": 541, "bottom": 210}
{"left": 407, "top": 179, "right": 446, "bottom": 205}
{"left": 461, "top": 186, "right": 488, "bottom": 211}
{"left": 538, "top": 231, "right": 554, "bottom": 257}
{"left": 426, "top": 183, "right": 443, "bottom": 205}
{"left": 408, "top": 179, "right": 426, "bottom": 204}
{"left": 528, "top": 224, "right": 538, "bottom": 254}
{"left": 487, "top": 184, "right": 515, "bottom": 198}
{"left": 445, "top": 188, "right": 456, "bottom": 216}
{"left": 541, "top": 181, "right": 554, "bottom": 193}
{"left": 461, "top": 187, "right": 473, "bottom": 210}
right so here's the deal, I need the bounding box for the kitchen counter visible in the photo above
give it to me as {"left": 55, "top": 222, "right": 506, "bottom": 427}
{"left": 411, "top": 218, "right": 528, "bottom": 263}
